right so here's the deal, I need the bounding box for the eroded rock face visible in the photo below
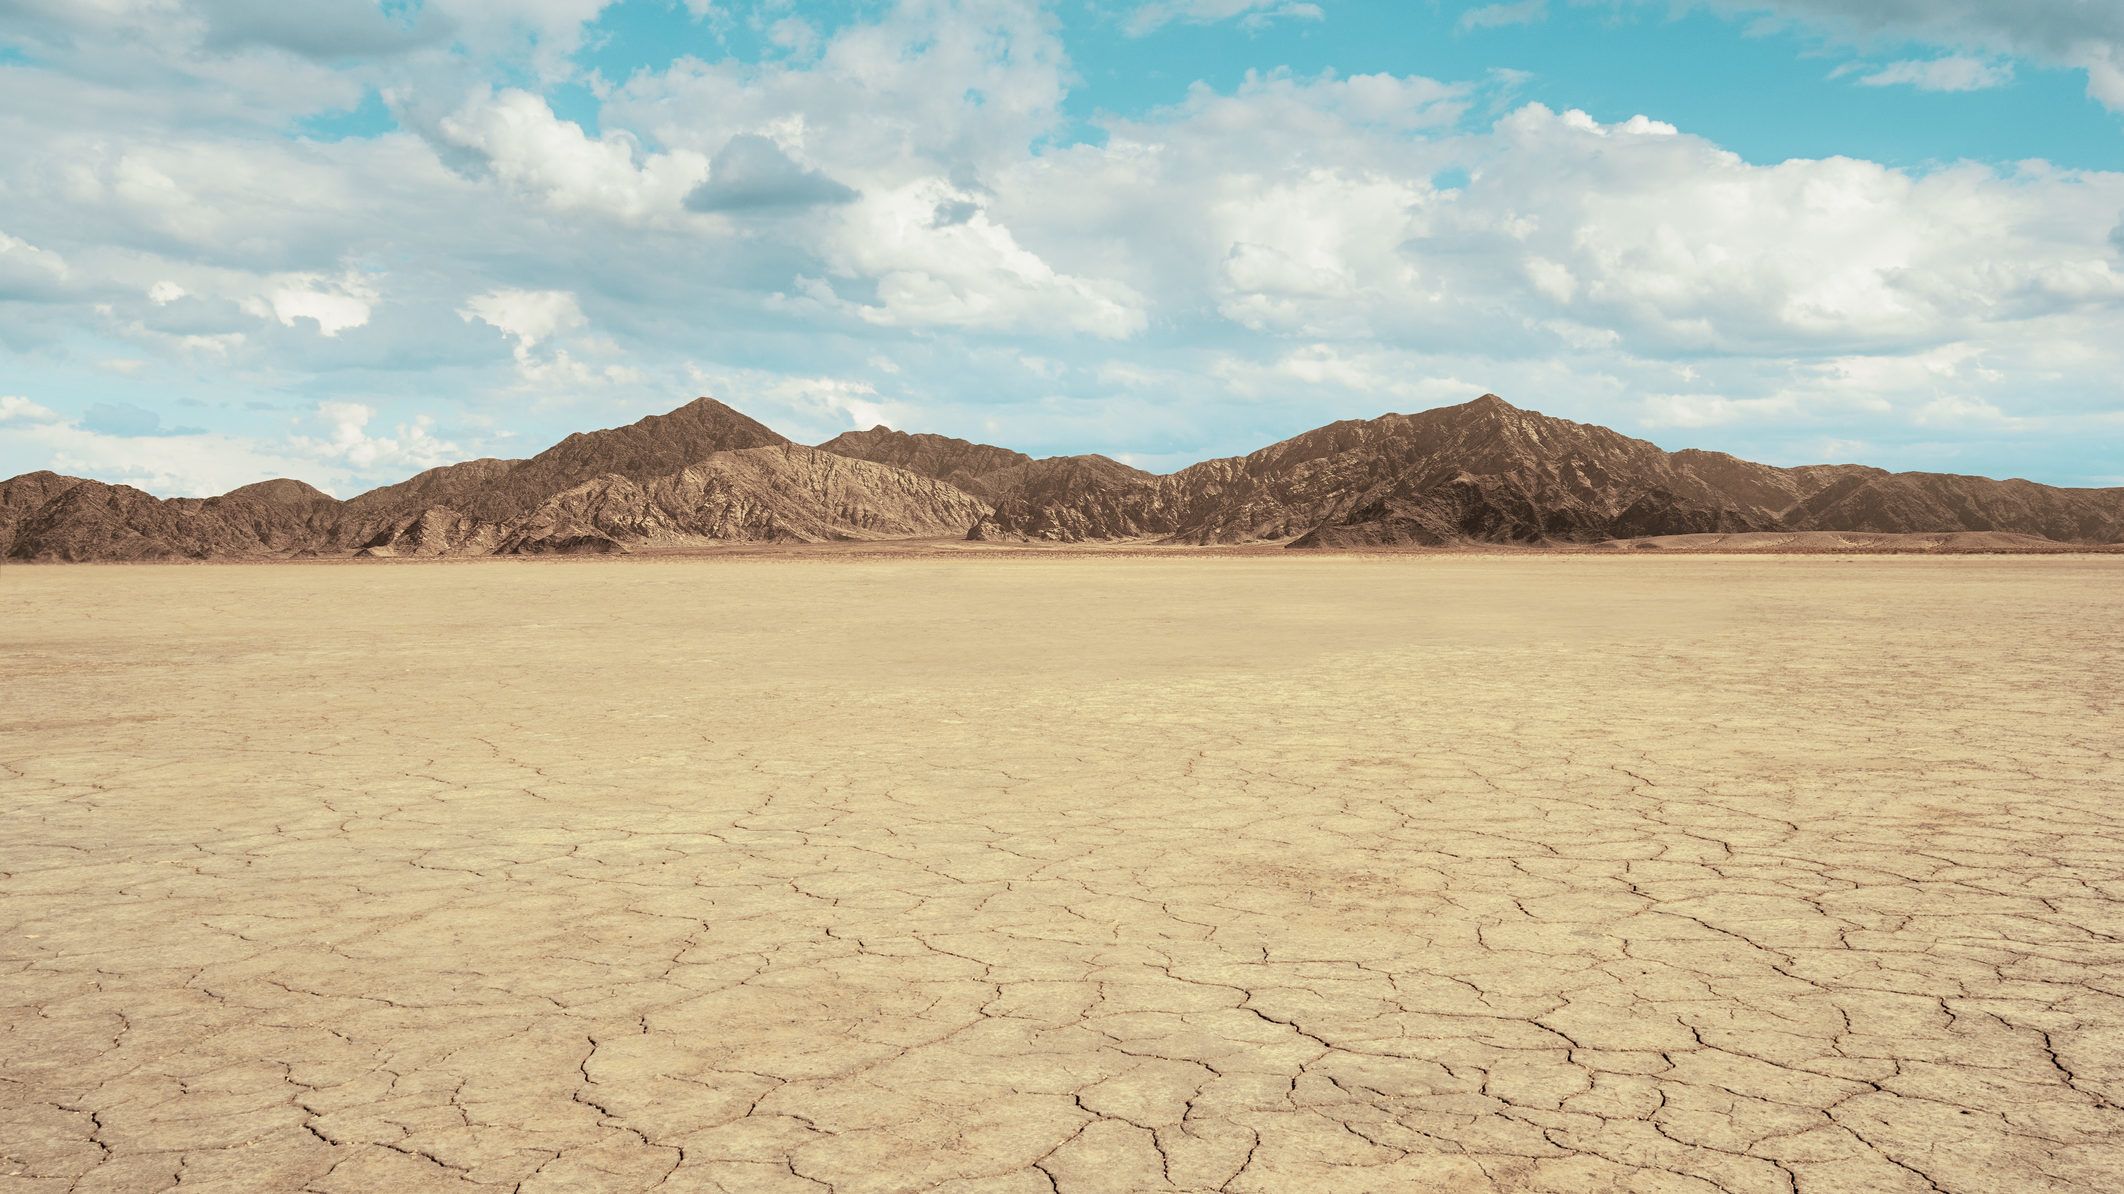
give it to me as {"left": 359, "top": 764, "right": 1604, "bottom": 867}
{"left": 963, "top": 395, "right": 1813, "bottom": 546}
{"left": 8, "top": 391, "right": 2124, "bottom": 558}
{"left": 817, "top": 427, "right": 1033, "bottom": 498}
{"left": 357, "top": 507, "right": 505, "bottom": 558}
{"left": 968, "top": 456, "right": 1168, "bottom": 542}
{"left": 1788, "top": 471, "right": 2124, "bottom": 542}
{"left": 4, "top": 475, "right": 347, "bottom": 561}
{"left": 948, "top": 394, "right": 2124, "bottom": 547}
{"left": 499, "top": 446, "right": 994, "bottom": 553}
{"left": 453, "top": 397, "right": 788, "bottom": 525}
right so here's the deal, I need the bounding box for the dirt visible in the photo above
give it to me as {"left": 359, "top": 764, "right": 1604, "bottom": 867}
{"left": 3, "top": 556, "right": 2120, "bottom": 1192}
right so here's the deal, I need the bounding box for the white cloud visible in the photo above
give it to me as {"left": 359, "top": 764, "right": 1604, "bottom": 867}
{"left": 687, "top": 364, "right": 903, "bottom": 439}
{"left": 27, "top": 426, "right": 338, "bottom": 495}
{"left": 427, "top": 0, "right": 618, "bottom": 79}
{"left": 1639, "top": 393, "right": 1796, "bottom": 428}
{"left": 604, "top": 0, "right": 1071, "bottom": 188}
{"left": 1672, "top": 0, "right": 2124, "bottom": 111}
{"left": 455, "top": 287, "right": 642, "bottom": 389}
{"left": 1034, "top": 91, "right": 2124, "bottom": 358}
{"left": 815, "top": 179, "right": 1148, "bottom": 339}
{"left": 437, "top": 89, "right": 709, "bottom": 221}
{"left": 243, "top": 271, "right": 376, "bottom": 336}
{"left": 0, "top": 401, "right": 448, "bottom": 497}
{"left": 1911, "top": 394, "right": 2017, "bottom": 426}
{"left": 294, "top": 400, "right": 463, "bottom": 472}
{"left": 0, "top": 230, "right": 71, "bottom": 298}
{"left": 0, "top": 395, "right": 64, "bottom": 424}
{"left": 1459, "top": 1, "right": 1549, "bottom": 33}
{"left": 1853, "top": 56, "right": 2014, "bottom": 92}
{"left": 459, "top": 287, "right": 585, "bottom": 351}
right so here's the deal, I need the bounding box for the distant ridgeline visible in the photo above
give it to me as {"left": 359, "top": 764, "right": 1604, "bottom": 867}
{"left": 6, "top": 394, "right": 2122, "bottom": 560}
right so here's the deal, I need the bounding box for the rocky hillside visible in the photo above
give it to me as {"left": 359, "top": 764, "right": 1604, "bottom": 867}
{"left": 6, "top": 392, "right": 2121, "bottom": 559}
{"left": 936, "top": 396, "right": 2124, "bottom": 548}
{"left": 817, "top": 427, "right": 1032, "bottom": 498}
{"left": 466, "top": 445, "right": 990, "bottom": 556}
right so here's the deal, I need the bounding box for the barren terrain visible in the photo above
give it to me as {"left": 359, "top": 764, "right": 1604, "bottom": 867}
{"left": 4, "top": 556, "right": 2121, "bottom": 1193}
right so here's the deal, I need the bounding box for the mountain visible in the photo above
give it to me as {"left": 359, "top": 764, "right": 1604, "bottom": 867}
{"left": 942, "top": 395, "right": 2124, "bottom": 548}
{"left": 1, "top": 471, "right": 346, "bottom": 562}
{"left": 817, "top": 427, "right": 1032, "bottom": 497}
{"left": 477, "top": 445, "right": 990, "bottom": 556}
{"left": 6, "top": 392, "right": 2121, "bottom": 560}
{"left": 961, "top": 395, "right": 1837, "bottom": 546}
{"left": 452, "top": 396, "right": 786, "bottom": 523}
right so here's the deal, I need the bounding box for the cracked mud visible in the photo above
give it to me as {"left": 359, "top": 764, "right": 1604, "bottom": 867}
{"left": 3, "top": 556, "right": 2121, "bottom": 1193}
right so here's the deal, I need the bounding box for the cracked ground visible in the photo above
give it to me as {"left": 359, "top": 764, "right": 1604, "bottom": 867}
{"left": 3, "top": 555, "right": 2122, "bottom": 1193}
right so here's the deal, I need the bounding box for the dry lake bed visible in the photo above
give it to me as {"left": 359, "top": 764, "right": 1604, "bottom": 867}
{"left": 3, "top": 556, "right": 2121, "bottom": 1193}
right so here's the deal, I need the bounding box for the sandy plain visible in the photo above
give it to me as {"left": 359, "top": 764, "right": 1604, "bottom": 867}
{"left": 2, "top": 555, "right": 2121, "bottom": 1194}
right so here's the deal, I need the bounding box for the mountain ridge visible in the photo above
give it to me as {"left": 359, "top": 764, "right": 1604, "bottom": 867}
{"left": 6, "top": 393, "right": 2121, "bottom": 560}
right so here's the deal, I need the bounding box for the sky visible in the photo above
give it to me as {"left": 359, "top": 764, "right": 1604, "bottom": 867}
{"left": 1, "top": 0, "right": 2122, "bottom": 496}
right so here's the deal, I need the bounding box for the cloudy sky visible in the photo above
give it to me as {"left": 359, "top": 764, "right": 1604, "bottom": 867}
{"left": 2, "top": 0, "right": 2122, "bottom": 496}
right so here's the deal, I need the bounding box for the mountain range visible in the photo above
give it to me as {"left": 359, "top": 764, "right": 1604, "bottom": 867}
{"left": 5, "top": 393, "right": 2121, "bottom": 560}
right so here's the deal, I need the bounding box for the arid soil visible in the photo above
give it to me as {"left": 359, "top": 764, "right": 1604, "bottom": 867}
{"left": 4, "top": 557, "right": 2121, "bottom": 1193}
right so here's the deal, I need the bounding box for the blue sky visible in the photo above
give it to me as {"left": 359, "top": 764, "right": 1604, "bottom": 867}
{"left": 2, "top": 0, "right": 2122, "bottom": 494}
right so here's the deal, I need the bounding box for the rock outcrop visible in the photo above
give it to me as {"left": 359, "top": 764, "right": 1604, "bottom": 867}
{"left": 817, "top": 427, "right": 1033, "bottom": 497}
{"left": 497, "top": 445, "right": 993, "bottom": 554}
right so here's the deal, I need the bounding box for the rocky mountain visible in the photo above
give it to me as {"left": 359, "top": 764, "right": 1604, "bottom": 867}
{"left": 817, "top": 427, "right": 1032, "bottom": 497}
{"left": 5, "top": 392, "right": 2121, "bottom": 560}
{"left": 939, "top": 396, "right": 2124, "bottom": 548}
{"left": 474, "top": 445, "right": 991, "bottom": 557}
{"left": 1, "top": 471, "right": 346, "bottom": 562}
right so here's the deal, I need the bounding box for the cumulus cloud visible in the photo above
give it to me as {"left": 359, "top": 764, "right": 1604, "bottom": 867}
{"left": 686, "top": 364, "right": 905, "bottom": 440}
{"left": 437, "top": 89, "right": 709, "bottom": 221}
{"left": 0, "top": 395, "right": 63, "bottom": 424}
{"left": 459, "top": 287, "right": 585, "bottom": 351}
{"left": 295, "top": 400, "right": 462, "bottom": 471}
{"left": 684, "top": 134, "right": 858, "bottom": 213}
{"left": 1032, "top": 89, "right": 2124, "bottom": 359}
{"left": 603, "top": 0, "right": 1070, "bottom": 185}
{"left": 812, "top": 179, "right": 1149, "bottom": 338}
{"left": 455, "top": 287, "right": 641, "bottom": 388}
{"left": 0, "top": 230, "right": 71, "bottom": 299}
{"left": 242, "top": 271, "right": 376, "bottom": 336}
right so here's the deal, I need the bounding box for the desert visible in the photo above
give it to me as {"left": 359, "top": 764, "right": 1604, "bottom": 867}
{"left": 4, "top": 554, "right": 2121, "bottom": 1192}
{"left": 8, "top": 1, "right": 2124, "bottom": 1190}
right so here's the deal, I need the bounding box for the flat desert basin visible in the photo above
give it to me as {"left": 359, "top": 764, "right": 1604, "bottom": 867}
{"left": 3, "top": 555, "right": 2121, "bottom": 1193}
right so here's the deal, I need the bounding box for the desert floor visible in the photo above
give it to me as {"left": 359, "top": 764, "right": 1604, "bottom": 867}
{"left": 3, "top": 556, "right": 2121, "bottom": 1193}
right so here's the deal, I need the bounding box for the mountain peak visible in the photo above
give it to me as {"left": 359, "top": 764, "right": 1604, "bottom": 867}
{"left": 660, "top": 395, "right": 774, "bottom": 427}
{"left": 1456, "top": 393, "right": 1519, "bottom": 415}
{"left": 222, "top": 478, "right": 338, "bottom": 506}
